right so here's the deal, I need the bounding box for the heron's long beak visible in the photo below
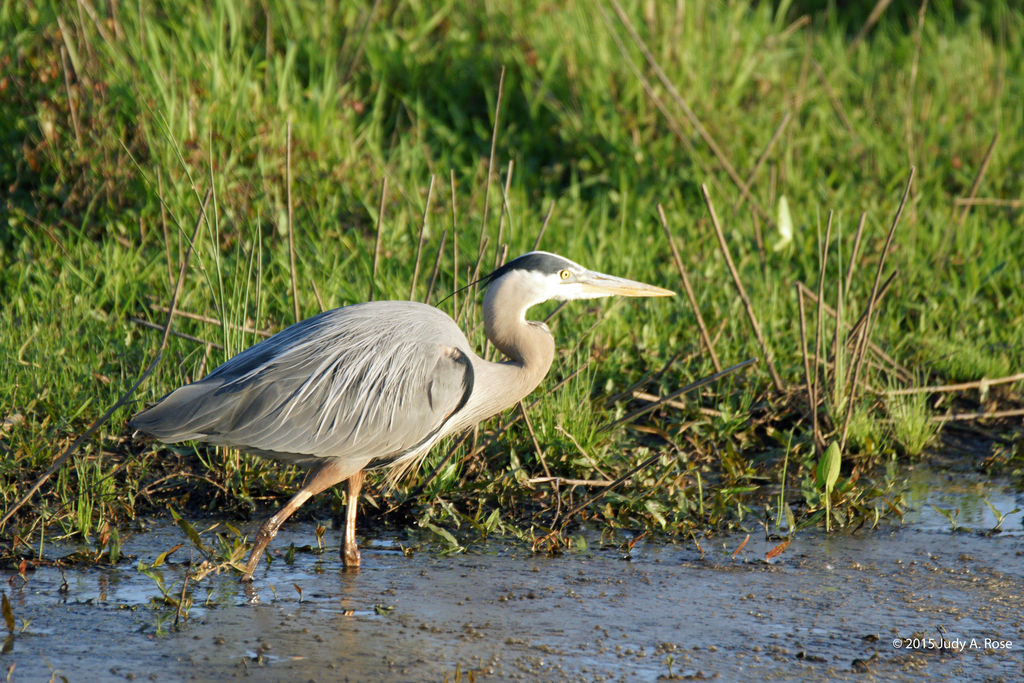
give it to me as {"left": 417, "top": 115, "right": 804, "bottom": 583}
{"left": 577, "top": 271, "right": 675, "bottom": 298}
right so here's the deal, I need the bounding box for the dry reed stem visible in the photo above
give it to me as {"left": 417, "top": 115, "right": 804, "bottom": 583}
{"left": 309, "top": 277, "right": 325, "bottom": 313}
{"left": 495, "top": 159, "right": 514, "bottom": 270}
{"left": 796, "top": 285, "right": 816, "bottom": 443}
{"left": 839, "top": 167, "right": 915, "bottom": 450}
{"left": 657, "top": 204, "right": 721, "bottom": 372}
{"left": 518, "top": 402, "right": 551, "bottom": 478}
{"left": 811, "top": 60, "right": 858, "bottom": 144}
{"left": 449, "top": 170, "right": 459, "bottom": 316}
{"left": 606, "top": 0, "right": 770, "bottom": 224}
{"left": 130, "top": 318, "right": 223, "bottom": 349}
{"left": 526, "top": 477, "right": 612, "bottom": 487}
{"left": 477, "top": 65, "right": 506, "bottom": 270}
{"left": 796, "top": 279, "right": 910, "bottom": 382}
{"left": 425, "top": 229, "right": 447, "bottom": 304}
{"left": 409, "top": 175, "right": 436, "bottom": 300}
{"left": 930, "top": 408, "right": 1024, "bottom": 423}
{"left": 157, "top": 167, "right": 173, "bottom": 289}
{"left": 811, "top": 212, "right": 834, "bottom": 449}
{"left": 885, "top": 372, "right": 1024, "bottom": 396}
{"left": 701, "top": 185, "right": 785, "bottom": 391}
{"left": 953, "top": 196, "right": 1021, "bottom": 208}
{"left": 286, "top": 121, "right": 300, "bottom": 322}
{"left": 849, "top": 0, "right": 895, "bottom": 52}
{"left": 59, "top": 45, "right": 81, "bottom": 148}
{"left": 732, "top": 111, "right": 792, "bottom": 212}
{"left": 460, "top": 236, "right": 490, "bottom": 329}
{"left": 147, "top": 304, "right": 273, "bottom": 338}
{"left": 556, "top": 447, "right": 678, "bottom": 531}
{"left": 844, "top": 212, "right": 867, "bottom": 298}
{"left": 600, "top": 358, "right": 757, "bottom": 433}
{"left": 942, "top": 131, "right": 1002, "bottom": 264}
{"left": 0, "top": 190, "right": 211, "bottom": 530}
{"left": 368, "top": 175, "right": 387, "bottom": 302}
{"left": 533, "top": 200, "right": 556, "bottom": 250}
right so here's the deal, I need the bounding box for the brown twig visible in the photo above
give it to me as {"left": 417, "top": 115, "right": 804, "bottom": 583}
{"left": 812, "top": 212, "right": 834, "bottom": 448}
{"left": 658, "top": 204, "right": 721, "bottom": 372}
{"left": 702, "top": 185, "right": 785, "bottom": 391}
{"left": 533, "top": 200, "right": 556, "bottom": 250}
{"left": 600, "top": 358, "right": 757, "bottom": 433}
{"left": 952, "top": 196, "right": 1021, "bottom": 208}
{"left": 494, "top": 159, "right": 514, "bottom": 270}
{"left": 796, "top": 285, "right": 817, "bottom": 447}
{"left": 369, "top": 175, "right": 387, "bottom": 302}
{"left": 931, "top": 408, "right": 1024, "bottom": 423}
{"left": 477, "top": 66, "right": 506, "bottom": 271}
{"left": 59, "top": 45, "right": 81, "bottom": 149}
{"left": 811, "top": 59, "right": 859, "bottom": 143}
{"left": 844, "top": 212, "right": 867, "bottom": 298}
{"left": 425, "top": 229, "right": 447, "bottom": 305}
{"left": 849, "top": 0, "right": 895, "bottom": 53}
{"left": 840, "top": 167, "right": 915, "bottom": 450}
{"left": 147, "top": 304, "right": 273, "bottom": 338}
{"left": 556, "top": 449, "right": 675, "bottom": 530}
{"left": 285, "top": 121, "right": 300, "bottom": 323}
{"left": 885, "top": 372, "right": 1024, "bottom": 396}
{"left": 450, "top": 170, "right": 459, "bottom": 319}
{"left": 518, "top": 402, "right": 550, "bottom": 479}
{"left": 732, "top": 111, "right": 792, "bottom": 212}
{"left": 409, "top": 175, "right": 436, "bottom": 300}
{"left": 526, "top": 477, "right": 612, "bottom": 487}
{"left": 796, "top": 279, "right": 910, "bottom": 383}
{"left": 130, "top": 318, "right": 223, "bottom": 349}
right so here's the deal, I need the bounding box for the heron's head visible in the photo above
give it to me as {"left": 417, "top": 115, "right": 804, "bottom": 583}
{"left": 481, "top": 251, "right": 675, "bottom": 309}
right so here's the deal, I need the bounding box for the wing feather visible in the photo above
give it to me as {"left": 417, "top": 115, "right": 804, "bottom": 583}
{"left": 131, "top": 301, "right": 474, "bottom": 467}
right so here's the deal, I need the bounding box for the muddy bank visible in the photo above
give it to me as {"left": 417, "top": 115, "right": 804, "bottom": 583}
{"left": 2, "top": 470, "right": 1021, "bottom": 681}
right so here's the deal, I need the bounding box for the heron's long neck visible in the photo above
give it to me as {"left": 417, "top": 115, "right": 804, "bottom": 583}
{"left": 459, "top": 281, "right": 555, "bottom": 426}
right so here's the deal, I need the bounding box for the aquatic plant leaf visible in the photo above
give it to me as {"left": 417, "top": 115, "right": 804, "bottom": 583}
{"left": 818, "top": 442, "right": 841, "bottom": 493}
{"left": 151, "top": 543, "right": 184, "bottom": 568}
{"left": 772, "top": 195, "right": 793, "bottom": 251}
{"left": 419, "top": 520, "right": 463, "bottom": 552}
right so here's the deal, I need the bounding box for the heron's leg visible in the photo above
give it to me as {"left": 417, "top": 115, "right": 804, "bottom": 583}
{"left": 241, "top": 460, "right": 357, "bottom": 582}
{"left": 341, "top": 470, "right": 364, "bottom": 569}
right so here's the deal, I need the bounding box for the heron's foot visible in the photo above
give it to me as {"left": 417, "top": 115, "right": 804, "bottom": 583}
{"left": 342, "top": 539, "right": 361, "bottom": 570}
{"left": 241, "top": 521, "right": 281, "bottom": 582}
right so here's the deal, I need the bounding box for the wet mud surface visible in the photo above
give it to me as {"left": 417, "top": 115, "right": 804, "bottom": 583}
{"left": 3, "top": 469, "right": 1022, "bottom": 681}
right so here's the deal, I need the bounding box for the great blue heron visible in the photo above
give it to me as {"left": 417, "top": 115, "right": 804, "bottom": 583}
{"left": 130, "top": 251, "right": 673, "bottom": 580}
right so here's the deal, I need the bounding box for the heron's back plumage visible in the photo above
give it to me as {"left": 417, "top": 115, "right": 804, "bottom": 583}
{"left": 130, "top": 301, "right": 474, "bottom": 468}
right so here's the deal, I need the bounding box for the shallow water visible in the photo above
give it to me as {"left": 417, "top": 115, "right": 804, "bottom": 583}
{"left": 2, "top": 467, "right": 1022, "bottom": 682}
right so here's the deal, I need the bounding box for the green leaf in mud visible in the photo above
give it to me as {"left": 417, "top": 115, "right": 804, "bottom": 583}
{"left": 817, "top": 442, "right": 841, "bottom": 493}
{"left": 419, "top": 520, "right": 464, "bottom": 553}
{"left": 169, "top": 507, "right": 209, "bottom": 554}
{"left": 818, "top": 442, "right": 842, "bottom": 531}
{"left": 150, "top": 543, "right": 184, "bottom": 568}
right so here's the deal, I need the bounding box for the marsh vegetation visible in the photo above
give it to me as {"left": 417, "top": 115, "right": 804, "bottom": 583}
{"left": 1, "top": 1, "right": 1022, "bottom": 575}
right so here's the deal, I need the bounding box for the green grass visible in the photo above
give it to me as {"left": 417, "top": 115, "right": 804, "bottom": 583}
{"left": 2, "top": 0, "right": 1023, "bottom": 565}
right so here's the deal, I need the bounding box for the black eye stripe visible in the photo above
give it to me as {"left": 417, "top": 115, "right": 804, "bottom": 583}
{"left": 481, "top": 252, "right": 573, "bottom": 287}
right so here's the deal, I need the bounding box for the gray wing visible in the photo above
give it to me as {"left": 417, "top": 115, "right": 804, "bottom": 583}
{"left": 130, "top": 301, "right": 474, "bottom": 466}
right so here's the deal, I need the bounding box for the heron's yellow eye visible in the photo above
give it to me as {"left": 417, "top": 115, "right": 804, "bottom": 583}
{"left": 559, "top": 269, "right": 571, "bottom": 280}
